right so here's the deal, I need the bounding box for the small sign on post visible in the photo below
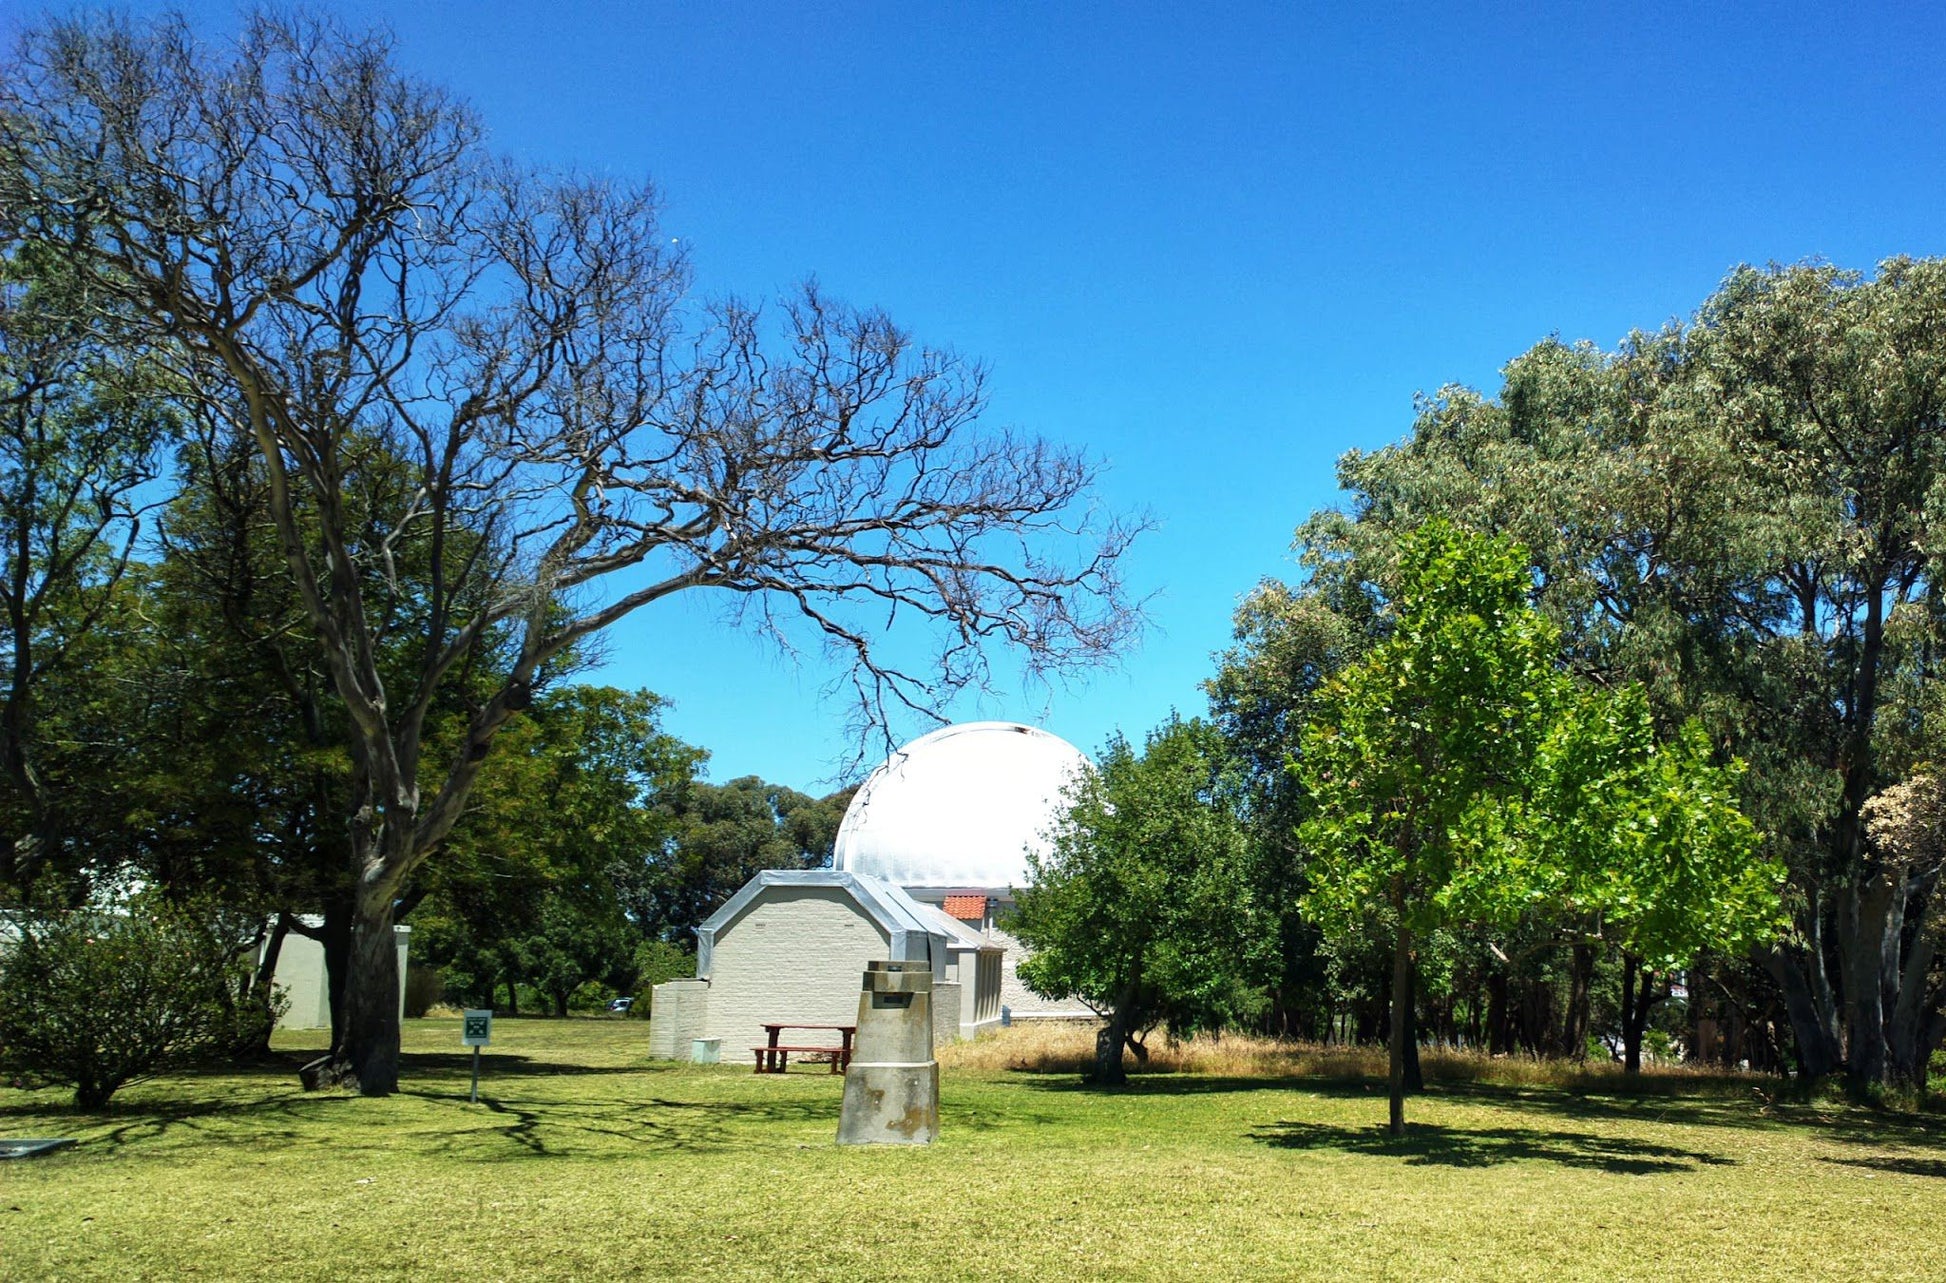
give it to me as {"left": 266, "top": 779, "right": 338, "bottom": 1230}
{"left": 462, "top": 1009, "right": 492, "bottom": 1102}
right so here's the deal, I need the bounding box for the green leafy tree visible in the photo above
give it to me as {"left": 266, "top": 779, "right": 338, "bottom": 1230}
{"left": 631, "top": 776, "right": 853, "bottom": 947}
{"left": 1294, "top": 260, "right": 1946, "bottom": 1084}
{"left": 1013, "top": 715, "right": 1273, "bottom": 1085}
{"left": 1297, "top": 522, "right": 1564, "bottom": 1133}
{"left": 416, "top": 686, "right": 700, "bottom": 1012}
{"left": 1501, "top": 685, "right": 1784, "bottom": 1070}
{"left": 0, "top": 241, "right": 175, "bottom": 890}
{"left": 1205, "top": 582, "right": 1364, "bottom": 1037}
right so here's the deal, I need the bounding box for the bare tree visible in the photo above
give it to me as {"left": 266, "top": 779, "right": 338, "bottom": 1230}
{"left": 0, "top": 11, "right": 1140, "bottom": 1093}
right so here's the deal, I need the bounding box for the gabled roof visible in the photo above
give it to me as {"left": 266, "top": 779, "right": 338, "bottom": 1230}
{"left": 693, "top": 869, "right": 952, "bottom": 980}
{"left": 911, "top": 900, "right": 1002, "bottom": 954}
{"left": 942, "top": 893, "right": 988, "bottom": 921}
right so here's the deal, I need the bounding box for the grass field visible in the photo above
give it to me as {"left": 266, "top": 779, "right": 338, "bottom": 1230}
{"left": 3, "top": 1018, "right": 1943, "bottom": 1281}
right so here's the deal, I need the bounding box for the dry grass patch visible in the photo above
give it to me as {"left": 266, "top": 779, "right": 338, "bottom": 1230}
{"left": 942, "top": 1021, "right": 1761, "bottom": 1094}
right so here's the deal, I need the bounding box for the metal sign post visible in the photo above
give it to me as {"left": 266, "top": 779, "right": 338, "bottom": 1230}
{"left": 461, "top": 1009, "right": 493, "bottom": 1102}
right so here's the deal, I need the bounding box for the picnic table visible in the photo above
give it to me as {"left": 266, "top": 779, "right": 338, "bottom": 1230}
{"left": 752, "top": 1022, "right": 857, "bottom": 1074}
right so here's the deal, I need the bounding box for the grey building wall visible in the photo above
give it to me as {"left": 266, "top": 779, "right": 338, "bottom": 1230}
{"left": 701, "top": 885, "right": 890, "bottom": 1057}
{"left": 265, "top": 923, "right": 411, "bottom": 1031}
{"left": 989, "top": 924, "right": 1096, "bottom": 1020}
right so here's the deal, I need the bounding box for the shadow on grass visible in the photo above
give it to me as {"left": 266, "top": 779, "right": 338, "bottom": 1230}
{"left": 1823, "top": 1154, "right": 1946, "bottom": 1179}
{"left": 397, "top": 1090, "right": 842, "bottom": 1159}
{"left": 0, "top": 1087, "right": 352, "bottom": 1154}
{"left": 1015, "top": 1069, "right": 1945, "bottom": 1145}
{"left": 2, "top": 1080, "right": 841, "bottom": 1161}
{"left": 1248, "top": 1118, "right": 1737, "bottom": 1175}
{"left": 398, "top": 1051, "right": 647, "bottom": 1078}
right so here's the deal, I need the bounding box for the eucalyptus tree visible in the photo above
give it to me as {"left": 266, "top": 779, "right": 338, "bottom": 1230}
{"left": 1292, "top": 260, "right": 1946, "bottom": 1086}
{"left": 0, "top": 11, "right": 1139, "bottom": 1094}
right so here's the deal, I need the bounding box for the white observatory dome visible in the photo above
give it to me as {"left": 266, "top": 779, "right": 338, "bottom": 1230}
{"left": 833, "top": 722, "right": 1092, "bottom": 889}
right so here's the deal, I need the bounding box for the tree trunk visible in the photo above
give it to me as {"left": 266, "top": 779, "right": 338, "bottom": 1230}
{"left": 1563, "top": 941, "right": 1594, "bottom": 1060}
{"left": 236, "top": 913, "right": 292, "bottom": 1058}
{"left": 1887, "top": 872, "right": 1941, "bottom": 1085}
{"left": 1838, "top": 870, "right": 1898, "bottom": 1085}
{"left": 1403, "top": 963, "right": 1424, "bottom": 1094}
{"left": 1388, "top": 924, "right": 1413, "bottom": 1137}
{"left": 1487, "top": 969, "right": 1510, "bottom": 1055}
{"left": 1621, "top": 953, "right": 1658, "bottom": 1074}
{"left": 1761, "top": 944, "right": 1840, "bottom": 1079}
{"left": 302, "top": 892, "right": 401, "bottom": 1095}
{"left": 320, "top": 895, "right": 351, "bottom": 1046}
{"left": 1092, "top": 991, "right": 1136, "bottom": 1087}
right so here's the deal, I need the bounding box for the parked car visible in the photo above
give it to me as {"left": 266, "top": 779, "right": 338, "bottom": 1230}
{"left": 607, "top": 996, "right": 634, "bottom": 1014}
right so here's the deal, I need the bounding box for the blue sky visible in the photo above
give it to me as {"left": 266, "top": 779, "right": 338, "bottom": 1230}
{"left": 19, "top": 3, "right": 1945, "bottom": 789}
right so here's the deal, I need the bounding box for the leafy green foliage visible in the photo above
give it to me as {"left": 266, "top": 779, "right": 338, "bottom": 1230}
{"left": 416, "top": 686, "right": 700, "bottom": 1011}
{"left": 1523, "top": 688, "right": 1784, "bottom": 970}
{"left": 1298, "top": 522, "right": 1777, "bottom": 1119}
{"left": 1014, "top": 715, "right": 1273, "bottom": 1082}
{"left": 0, "top": 890, "right": 278, "bottom": 1108}
{"left": 1298, "top": 521, "right": 1564, "bottom": 940}
{"left": 1292, "top": 260, "right": 1946, "bottom": 1082}
{"left": 0, "top": 240, "right": 177, "bottom": 891}
{"left": 629, "top": 776, "right": 853, "bottom": 947}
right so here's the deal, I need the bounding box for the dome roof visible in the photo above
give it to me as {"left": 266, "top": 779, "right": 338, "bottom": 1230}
{"left": 833, "top": 722, "right": 1092, "bottom": 889}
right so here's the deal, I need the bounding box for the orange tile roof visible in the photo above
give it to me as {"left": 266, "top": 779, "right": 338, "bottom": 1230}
{"left": 943, "top": 894, "right": 987, "bottom": 922}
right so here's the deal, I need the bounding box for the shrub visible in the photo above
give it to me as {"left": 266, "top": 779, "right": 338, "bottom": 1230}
{"left": 0, "top": 892, "right": 273, "bottom": 1108}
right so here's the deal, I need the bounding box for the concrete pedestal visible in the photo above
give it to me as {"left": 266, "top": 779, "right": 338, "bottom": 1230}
{"left": 837, "top": 960, "right": 939, "bottom": 1145}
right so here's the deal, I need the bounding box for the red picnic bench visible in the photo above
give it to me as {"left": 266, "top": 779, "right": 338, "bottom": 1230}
{"left": 751, "top": 1022, "right": 857, "bottom": 1074}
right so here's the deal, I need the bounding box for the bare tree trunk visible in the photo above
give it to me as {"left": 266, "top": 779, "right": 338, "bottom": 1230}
{"left": 1839, "top": 871, "right": 1897, "bottom": 1085}
{"left": 1887, "top": 873, "right": 1941, "bottom": 1084}
{"left": 321, "top": 896, "right": 351, "bottom": 1046}
{"left": 1388, "top": 925, "right": 1413, "bottom": 1137}
{"left": 1563, "top": 941, "right": 1594, "bottom": 1060}
{"left": 1403, "top": 963, "right": 1424, "bottom": 1094}
{"left": 236, "top": 912, "right": 292, "bottom": 1058}
{"left": 1762, "top": 943, "right": 1840, "bottom": 1079}
{"left": 1620, "top": 954, "right": 1662, "bottom": 1074}
{"left": 305, "top": 895, "right": 402, "bottom": 1094}
{"left": 301, "top": 866, "right": 403, "bottom": 1095}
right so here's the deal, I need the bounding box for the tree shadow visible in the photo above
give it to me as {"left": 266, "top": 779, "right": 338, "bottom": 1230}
{"left": 0, "top": 1088, "right": 353, "bottom": 1154}
{"left": 1015, "top": 1068, "right": 1939, "bottom": 1144}
{"left": 1822, "top": 1154, "right": 1946, "bottom": 1179}
{"left": 406, "top": 1090, "right": 842, "bottom": 1159}
{"left": 1249, "top": 1118, "right": 1738, "bottom": 1175}
{"left": 400, "top": 1051, "right": 648, "bottom": 1078}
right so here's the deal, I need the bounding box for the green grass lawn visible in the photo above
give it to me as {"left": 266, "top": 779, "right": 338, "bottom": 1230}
{"left": 3, "top": 1018, "right": 1943, "bottom": 1280}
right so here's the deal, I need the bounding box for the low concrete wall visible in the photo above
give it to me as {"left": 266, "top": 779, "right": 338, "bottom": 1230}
{"left": 648, "top": 978, "right": 710, "bottom": 1060}
{"left": 932, "top": 980, "right": 962, "bottom": 1047}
